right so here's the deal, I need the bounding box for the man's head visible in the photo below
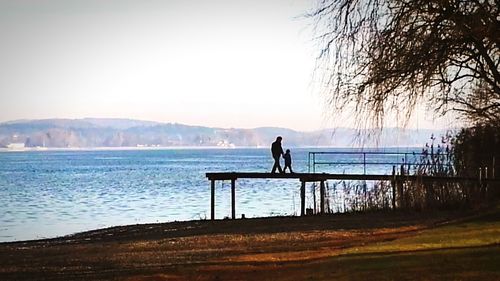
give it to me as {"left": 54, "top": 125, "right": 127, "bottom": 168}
{"left": 276, "top": 136, "right": 282, "bottom": 142}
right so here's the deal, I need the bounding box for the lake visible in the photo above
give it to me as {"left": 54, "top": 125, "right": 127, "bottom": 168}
{"left": 0, "top": 147, "right": 416, "bottom": 242}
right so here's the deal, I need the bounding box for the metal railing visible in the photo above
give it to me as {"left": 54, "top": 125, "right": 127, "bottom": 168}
{"left": 307, "top": 151, "right": 453, "bottom": 175}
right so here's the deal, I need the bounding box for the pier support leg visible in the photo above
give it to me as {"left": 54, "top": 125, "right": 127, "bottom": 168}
{"left": 398, "top": 179, "right": 404, "bottom": 209}
{"left": 231, "top": 179, "right": 236, "bottom": 219}
{"left": 313, "top": 183, "right": 316, "bottom": 214}
{"left": 320, "top": 180, "right": 325, "bottom": 214}
{"left": 211, "top": 180, "right": 215, "bottom": 220}
{"left": 391, "top": 166, "right": 396, "bottom": 210}
{"left": 300, "top": 181, "right": 305, "bottom": 216}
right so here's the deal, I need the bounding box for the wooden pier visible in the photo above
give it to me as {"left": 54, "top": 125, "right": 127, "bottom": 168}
{"left": 205, "top": 172, "right": 488, "bottom": 220}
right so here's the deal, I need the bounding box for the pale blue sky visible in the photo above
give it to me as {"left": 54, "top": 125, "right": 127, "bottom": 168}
{"left": 0, "top": 0, "right": 452, "bottom": 130}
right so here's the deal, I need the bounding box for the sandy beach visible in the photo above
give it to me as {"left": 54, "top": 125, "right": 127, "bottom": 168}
{"left": 1, "top": 209, "right": 499, "bottom": 281}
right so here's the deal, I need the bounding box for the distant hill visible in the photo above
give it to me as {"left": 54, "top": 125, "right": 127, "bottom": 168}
{"left": 0, "top": 118, "right": 451, "bottom": 148}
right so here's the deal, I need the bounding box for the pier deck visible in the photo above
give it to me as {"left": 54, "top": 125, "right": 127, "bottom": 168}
{"left": 206, "top": 172, "right": 488, "bottom": 220}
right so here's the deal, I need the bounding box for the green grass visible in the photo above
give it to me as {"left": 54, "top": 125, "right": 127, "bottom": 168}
{"left": 315, "top": 209, "right": 500, "bottom": 280}
{"left": 342, "top": 216, "right": 500, "bottom": 255}
{"left": 324, "top": 246, "right": 499, "bottom": 280}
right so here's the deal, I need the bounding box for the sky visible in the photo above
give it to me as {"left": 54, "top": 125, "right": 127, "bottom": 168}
{"left": 0, "top": 0, "right": 453, "bottom": 131}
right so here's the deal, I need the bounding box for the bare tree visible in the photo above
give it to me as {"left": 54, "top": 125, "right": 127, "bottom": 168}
{"left": 309, "top": 0, "right": 500, "bottom": 128}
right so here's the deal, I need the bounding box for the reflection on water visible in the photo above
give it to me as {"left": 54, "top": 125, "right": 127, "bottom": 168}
{"left": 0, "top": 147, "right": 413, "bottom": 242}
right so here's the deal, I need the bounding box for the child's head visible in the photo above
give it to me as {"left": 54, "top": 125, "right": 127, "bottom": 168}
{"left": 286, "top": 149, "right": 290, "bottom": 153}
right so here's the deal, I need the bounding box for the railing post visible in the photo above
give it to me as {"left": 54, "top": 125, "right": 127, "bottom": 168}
{"left": 313, "top": 153, "right": 316, "bottom": 173}
{"left": 363, "top": 153, "right": 366, "bottom": 175}
{"left": 308, "top": 152, "right": 310, "bottom": 173}
{"left": 211, "top": 179, "right": 215, "bottom": 220}
{"left": 404, "top": 153, "right": 408, "bottom": 174}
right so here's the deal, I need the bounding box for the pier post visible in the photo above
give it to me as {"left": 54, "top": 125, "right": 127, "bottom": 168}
{"left": 493, "top": 157, "right": 496, "bottom": 179}
{"left": 300, "top": 180, "right": 305, "bottom": 216}
{"left": 391, "top": 166, "right": 396, "bottom": 210}
{"left": 211, "top": 180, "right": 215, "bottom": 220}
{"left": 313, "top": 183, "right": 316, "bottom": 214}
{"left": 398, "top": 177, "right": 404, "bottom": 209}
{"left": 320, "top": 180, "right": 325, "bottom": 214}
{"left": 231, "top": 179, "right": 236, "bottom": 219}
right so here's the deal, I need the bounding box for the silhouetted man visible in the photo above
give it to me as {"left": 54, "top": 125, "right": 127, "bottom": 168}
{"left": 271, "top": 136, "right": 284, "bottom": 173}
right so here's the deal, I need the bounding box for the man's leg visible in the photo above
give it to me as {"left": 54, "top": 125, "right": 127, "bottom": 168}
{"left": 271, "top": 158, "right": 279, "bottom": 173}
{"left": 277, "top": 160, "right": 283, "bottom": 173}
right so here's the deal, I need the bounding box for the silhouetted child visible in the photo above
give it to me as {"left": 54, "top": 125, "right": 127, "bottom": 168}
{"left": 283, "top": 149, "right": 293, "bottom": 173}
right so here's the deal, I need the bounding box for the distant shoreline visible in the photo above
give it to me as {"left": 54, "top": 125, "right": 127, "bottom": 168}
{"left": 0, "top": 145, "right": 423, "bottom": 153}
{"left": 0, "top": 146, "right": 241, "bottom": 152}
{"left": 0, "top": 118, "right": 450, "bottom": 152}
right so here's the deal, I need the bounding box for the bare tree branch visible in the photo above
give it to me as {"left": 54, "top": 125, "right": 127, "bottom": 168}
{"left": 309, "top": 0, "right": 500, "bottom": 128}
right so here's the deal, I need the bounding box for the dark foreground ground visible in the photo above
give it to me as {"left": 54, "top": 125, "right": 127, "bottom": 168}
{"left": 1, "top": 208, "right": 499, "bottom": 281}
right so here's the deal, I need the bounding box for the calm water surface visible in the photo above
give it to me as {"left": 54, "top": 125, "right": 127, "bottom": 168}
{"left": 0, "top": 148, "right": 414, "bottom": 242}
